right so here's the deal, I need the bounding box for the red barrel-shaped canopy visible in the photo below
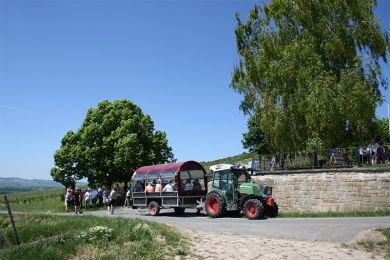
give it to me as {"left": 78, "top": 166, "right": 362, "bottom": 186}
{"left": 132, "top": 161, "right": 206, "bottom": 181}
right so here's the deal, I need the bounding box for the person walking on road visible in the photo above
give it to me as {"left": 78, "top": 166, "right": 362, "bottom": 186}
{"left": 108, "top": 187, "right": 118, "bottom": 215}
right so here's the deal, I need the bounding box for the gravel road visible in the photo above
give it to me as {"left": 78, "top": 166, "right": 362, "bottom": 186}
{"left": 87, "top": 207, "right": 390, "bottom": 243}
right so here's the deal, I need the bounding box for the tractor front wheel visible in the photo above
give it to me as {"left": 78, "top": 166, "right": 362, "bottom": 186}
{"left": 205, "top": 193, "right": 226, "bottom": 218}
{"left": 148, "top": 201, "right": 160, "bottom": 216}
{"left": 243, "top": 199, "right": 264, "bottom": 220}
{"left": 265, "top": 203, "right": 278, "bottom": 218}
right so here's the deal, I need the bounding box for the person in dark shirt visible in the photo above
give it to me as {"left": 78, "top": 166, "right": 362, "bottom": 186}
{"left": 74, "top": 187, "right": 82, "bottom": 214}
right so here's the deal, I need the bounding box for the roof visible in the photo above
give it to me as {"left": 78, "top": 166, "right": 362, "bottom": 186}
{"left": 209, "top": 163, "right": 247, "bottom": 172}
{"left": 209, "top": 164, "right": 234, "bottom": 171}
{"left": 132, "top": 161, "right": 205, "bottom": 180}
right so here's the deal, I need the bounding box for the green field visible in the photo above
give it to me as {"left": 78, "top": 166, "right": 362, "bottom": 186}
{"left": 1, "top": 188, "right": 68, "bottom": 213}
{"left": 0, "top": 214, "right": 188, "bottom": 260}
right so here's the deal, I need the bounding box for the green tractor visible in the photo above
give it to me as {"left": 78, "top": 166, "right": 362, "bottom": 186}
{"left": 205, "top": 164, "right": 278, "bottom": 219}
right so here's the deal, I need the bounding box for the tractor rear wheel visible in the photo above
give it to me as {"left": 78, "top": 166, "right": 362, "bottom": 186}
{"left": 243, "top": 199, "right": 264, "bottom": 219}
{"left": 148, "top": 201, "right": 160, "bottom": 216}
{"left": 174, "top": 207, "right": 185, "bottom": 215}
{"left": 205, "top": 192, "right": 226, "bottom": 218}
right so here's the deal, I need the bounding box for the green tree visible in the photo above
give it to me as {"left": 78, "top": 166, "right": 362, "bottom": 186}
{"left": 52, "top": 99, "right": 175, "bottom": 187}
{"left": 374, "top": 117, "right": 390, "bottom": 143}
{"left": 231, "top": 0, "right": 389, "bottom": 152}
{"left": 242, "top": 113, "right": 268, "bottom": 157}
{"left": 50, "top": 131, "right": 82, "bottom": 188}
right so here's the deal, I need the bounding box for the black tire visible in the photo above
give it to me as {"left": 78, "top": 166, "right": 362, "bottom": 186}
{"left": 205, "top": 192, "right": 226, "bottom": 218}
{"left": 174, "top": 207, "right": 185, "bottom": 215}
{"left": 266, "top": 203, "right": 278, "bottom": 218}
{"left": 243, "top": 199, "right": 264, "bottom": 220}
{"left": 148, "top": 201, "right": 160, "bottom": 216}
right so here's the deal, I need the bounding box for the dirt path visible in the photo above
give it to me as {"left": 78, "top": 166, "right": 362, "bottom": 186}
{"left": 79, "top": 208, "right": 390, "bottom": 259}
{"left": 183, "top": 230, "right": 387, "bottom": 260}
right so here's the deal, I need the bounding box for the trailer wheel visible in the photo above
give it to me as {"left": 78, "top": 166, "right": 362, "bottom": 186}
{"left": 174, "top": 207, "right": 185, "bottom": 215}
{"left": 148, "top": 201, "right": 160, "bottom": 216}
{"left": 243, "top": 199, "right": 264, "bottom": 220}
{"left": 205, "top": 192, "right": 225, "bottom": 218}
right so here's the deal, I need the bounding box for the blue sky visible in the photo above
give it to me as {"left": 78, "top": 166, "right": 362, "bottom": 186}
{"left": 0, "top": 0, "right": 389, "bottom": 180}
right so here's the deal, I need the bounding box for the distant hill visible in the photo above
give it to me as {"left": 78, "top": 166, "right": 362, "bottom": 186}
{"left": 0, "top": 177, "right": 85, "bottom": 195}
{"left": 200, "top": 152, "right": 256, "bottom": 171}
{"left": 0, "top": 152, "right": 254, "bottom": 194}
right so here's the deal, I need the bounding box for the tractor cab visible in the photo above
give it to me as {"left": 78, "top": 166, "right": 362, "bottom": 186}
{"left": 206, "top": 164, "right": 278, "bottom": 219}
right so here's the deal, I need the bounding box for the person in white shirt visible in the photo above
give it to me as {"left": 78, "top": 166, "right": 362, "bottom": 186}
{"left": 162, "top": 180, "right": 175, "bottom": 192}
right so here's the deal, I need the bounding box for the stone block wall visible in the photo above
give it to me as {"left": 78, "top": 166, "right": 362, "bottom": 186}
{"left": 252, "top": 170, "right": 390, "bottom": 212}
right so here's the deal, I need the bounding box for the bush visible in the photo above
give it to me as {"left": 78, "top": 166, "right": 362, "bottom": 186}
{"left": 76, "top": 226, "right": 114, "bottom": 245}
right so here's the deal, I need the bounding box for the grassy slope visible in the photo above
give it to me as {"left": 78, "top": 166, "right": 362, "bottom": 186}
{"left": 0, "top": 214, "right": 188, "bottom": 260}
{"left": 0, "top": 188, "right": 66, "bottom": 213}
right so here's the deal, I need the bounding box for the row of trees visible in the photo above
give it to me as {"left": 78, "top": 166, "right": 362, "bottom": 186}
{"left": 232, "top": 0, "right": 390, "bottom": 155}
{"left": 51, "top": 99, "right": 174, "bottom": 188}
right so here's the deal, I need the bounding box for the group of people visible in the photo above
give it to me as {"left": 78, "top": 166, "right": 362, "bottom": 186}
{"left": 65, "top": 187, "right": 86, "bottom": 214}
{"left": 64, "top": 185, "right": 130, "bottom": 214}
{"left": 358, "top": 142, "right": 389, "bottom": 166}
{"left": 65, "top": 187, "right": 106, "bottom": 212}
{"left": 136, "top": 179, "right": 202, "bottom": 193}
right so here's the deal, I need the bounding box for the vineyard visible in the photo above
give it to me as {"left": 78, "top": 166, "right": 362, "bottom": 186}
{"left": 0, "top": 188, "right": 65, "bottom": 213}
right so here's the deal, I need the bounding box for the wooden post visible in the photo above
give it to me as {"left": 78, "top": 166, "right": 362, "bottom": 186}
{"left": 4, "top": 195, "right": 20, "bottom": 245}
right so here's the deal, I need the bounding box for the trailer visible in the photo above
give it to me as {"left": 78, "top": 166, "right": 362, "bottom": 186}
{"left": 131, "top": 161, "right": 207, "bottom": 215}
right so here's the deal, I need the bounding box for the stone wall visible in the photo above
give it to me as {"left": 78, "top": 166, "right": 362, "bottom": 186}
{"left": 252, "top": 169, "right": 390, "bottom": 212}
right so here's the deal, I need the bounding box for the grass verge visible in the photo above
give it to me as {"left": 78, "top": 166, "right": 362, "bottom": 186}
{"left": 278, "top": 209, "right": 390, "bottom": 218}
{"left": 346, "top": 228, "right": 390, "bottom": 258}
{"left": 0, "top": 214, "right": 187, "bottom": 260}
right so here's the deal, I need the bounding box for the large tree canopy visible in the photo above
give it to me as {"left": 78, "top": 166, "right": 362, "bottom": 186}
{"left": 51, "top": 99, "right": 175, "bottom": 187}
{"left": 232, "top": 0, "right": 389, "bottom": 152}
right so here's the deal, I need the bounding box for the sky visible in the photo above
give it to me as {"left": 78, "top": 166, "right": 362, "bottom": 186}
{"left": 0, "top": 0, "right": 389, "bottom": 180}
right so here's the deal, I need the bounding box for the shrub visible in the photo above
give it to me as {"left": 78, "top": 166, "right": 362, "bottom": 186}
{"left": 76, "top": 226, "right": 114, "bottom": 245}
{"left": 128, "top": 223, "right": 154, "bottom": 241}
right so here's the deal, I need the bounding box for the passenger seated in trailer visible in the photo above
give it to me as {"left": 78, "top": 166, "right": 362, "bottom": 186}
{"left": 155, "top": 179, "right": 162, "bottom": 192}
{"left": 184, "top": 179, "right": 193, "bottom": 190}
{"left": 162, "top": 180, "right": 175, "bottom": 192}
{"left": 145, "top": 182, "right": 155, "bottom": 192}
{"left": 192, "top": 179, "right": 201, "bottom": 190}
{"left": 134, "top": 181, "right": 143, "bottom": 192}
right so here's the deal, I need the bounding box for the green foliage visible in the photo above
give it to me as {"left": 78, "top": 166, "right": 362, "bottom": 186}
{"left": 128, "top": 223, "right": 154, "bottom": 241}
{"left": 76, "top": 226, "right": 114, "bottom": 245}
{"left": 374, "top": 117, "right": 390, "bottom": 143}
{"left": 52, "top": 99, "right": 175, "bottom": 187}
{"left": 242, "top": 113, "right": 268, "bottom": 156}
{"left": 231, "top": 0, "right": 390, "bottom": 152}
{"left": 0, "top": 214, "right": 186, "bottom": 260}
